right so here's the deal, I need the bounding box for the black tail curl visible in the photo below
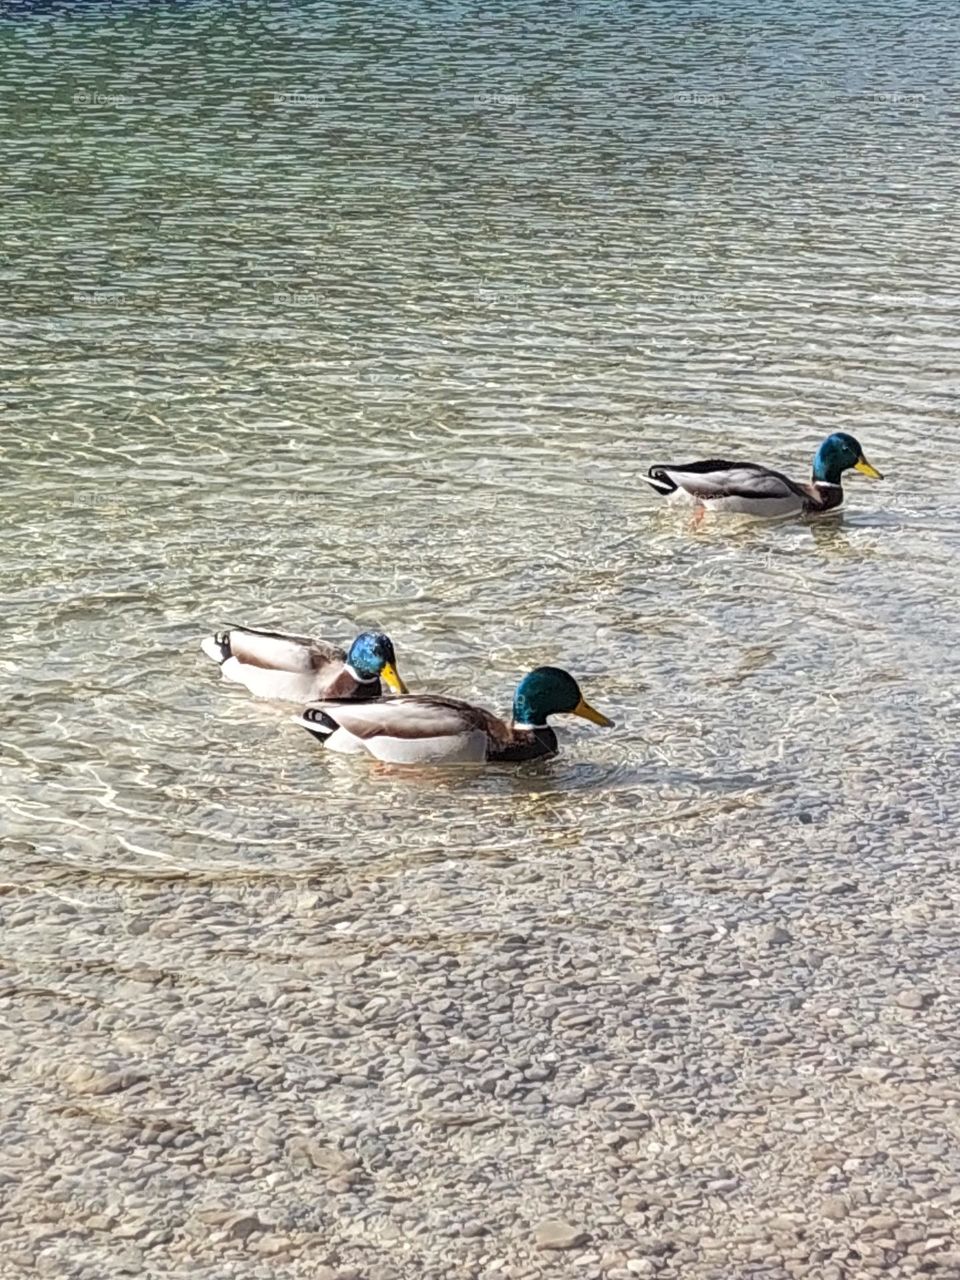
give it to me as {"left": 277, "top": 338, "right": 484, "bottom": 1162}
{"left": 299, "top": 706, "right": 339, "bottom": 745}
{"left": 647, "top": 466, "right": 678, "bottom": 493}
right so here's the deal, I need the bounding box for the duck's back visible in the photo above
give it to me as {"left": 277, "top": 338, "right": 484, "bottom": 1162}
{"left": 201, "top": 625, "right": 372, "bottom": 702}
{"left": 298, "top": 693, "right": 509, "bottom": 763}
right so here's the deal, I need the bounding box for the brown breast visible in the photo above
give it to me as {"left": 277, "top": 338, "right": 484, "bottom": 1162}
{"left": 801, "top": 482, "right": 844, "bottom": 513}
{"left": 321, "top": 665, "right": 380, "bottom": 699}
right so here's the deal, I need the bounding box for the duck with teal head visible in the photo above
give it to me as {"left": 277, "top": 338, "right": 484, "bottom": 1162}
{"left": 294, "top": 665, "right": 614, "bottom": 765}
{"left": 644, "top": 431, "right": 883, "bottom": 518}
{"left": 200, "top": 625, "right": 407, "bottom": 703}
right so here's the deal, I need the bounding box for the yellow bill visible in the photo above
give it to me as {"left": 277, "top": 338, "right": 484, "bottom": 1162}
{"left": 381, "top": 662, "right": 408, "bottom": 695}
{"left": 854, "top": 456, "right": 883, "bottom": 480}
{"left": 573, "top": 698, "right": 614, "bottom": 728}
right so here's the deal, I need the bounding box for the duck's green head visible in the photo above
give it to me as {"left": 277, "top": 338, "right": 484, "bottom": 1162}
{"left": 512, "top": 666, "right": 614, "bottom": 730}
{"left": 812, "top": 432, "right": 883, "bottom": 485}
{"left": 346, "top": 632, "right": 408, "bottom": 693}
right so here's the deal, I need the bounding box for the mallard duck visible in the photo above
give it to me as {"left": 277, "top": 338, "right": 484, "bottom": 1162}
{"left": 292, "top": 666, "right": 613, "bottom": 765}
{"left": 643, "top": 432, "right": 883, "bottom": 517}
{"left": 200, "top": 626, "right": 407, "bottom": 702}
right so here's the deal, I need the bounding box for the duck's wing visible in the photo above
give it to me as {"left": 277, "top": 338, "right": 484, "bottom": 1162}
{"left": 200, "top": 626, "right": 350, "bottom": 702}
{"left": 295, "top": 695, "right": 509, "bottom": 764}
{"left": 202, "top": 625, "right": 345, "bottom": 672}
{"left": 646, "top": 460, "right": 806, "bottom": 514}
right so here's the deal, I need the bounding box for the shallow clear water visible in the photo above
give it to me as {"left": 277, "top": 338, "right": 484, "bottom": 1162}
{"left": 4, "top": 0, "right": 959, "bottom": 876}
{"left": 2, "top": 0, "right": 960, "bottom": 1271}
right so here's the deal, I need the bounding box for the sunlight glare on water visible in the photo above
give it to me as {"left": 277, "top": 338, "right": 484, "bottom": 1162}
{"left": 3, "top": 0, "right": 959, "bottom": 863}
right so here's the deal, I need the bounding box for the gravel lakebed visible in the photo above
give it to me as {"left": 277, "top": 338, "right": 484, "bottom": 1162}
{"left": 3, "top": 767, "right": 959, "bottom": 1280}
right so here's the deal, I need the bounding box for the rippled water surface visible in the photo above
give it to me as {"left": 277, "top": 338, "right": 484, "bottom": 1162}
{"left": 3, "top": 0, "right": 960, "bottom": 1273}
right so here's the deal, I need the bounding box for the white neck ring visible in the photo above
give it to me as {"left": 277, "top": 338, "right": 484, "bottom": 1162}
{"left": 345, "top": 663, "right": 378, "bottom": 683}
